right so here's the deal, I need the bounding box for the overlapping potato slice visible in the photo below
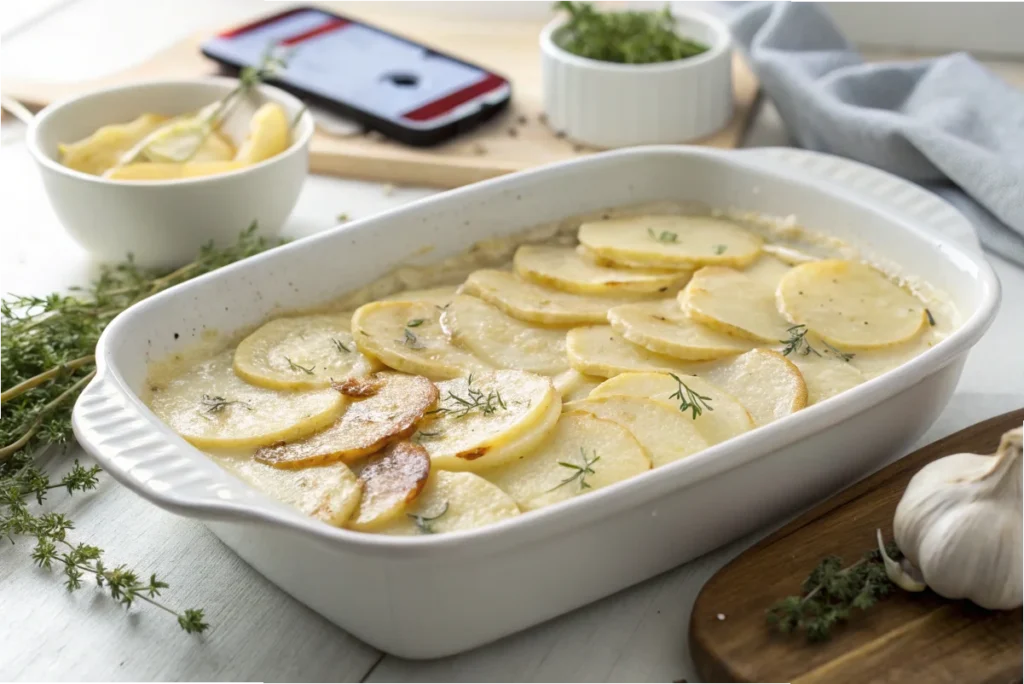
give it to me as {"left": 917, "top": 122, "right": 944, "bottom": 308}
{"left": 679, "top": 255, "right": 793, "bottom": 343}
{"left": 566, "top": 326, "right": 694, "bottom": 378}
{"left": 348, "top": 441, "right": 431, "bottom": 531}
{"left": 566, "top": 396, "right": 709, "bottom": 467}
{"left": 414, "top": 370, "right": 561, "bottom": 471}
{"left": 486, "top": 412, "right": 650, "bottom": 511}
{"left": 377, "top": 471, "right": 521, "bottom": 536}
{"left": 552, "top": 369, "right": 605, "bottom": 402}
{"left": 233, "top": 314, "right": 380, "bottom": 390}
{"left": 514, "top": 244, "right": 687, "bottom": 295}
{"left": 351, "top": 300, "right": 489, "bottom": 379}
{"left": 588, "top": 372, "right": 754, "bottom": 445}
{"left": 439, "top": 295, "right": 569, "bottom": 375}
{"left": 223, "top": 459, "right": 362, "bottom": 527}
{"left": 148, "top": 351, "right": 345, "bottom": 449}
{"left": 777, "top": 260, "right": 926, "bottom": 348}
{"left": 608, "top": 299, "right": 752, "bottom": 361}
{"left": 462, "top": 269, "right": 643, "bottom": 325}
{"left": 698, "top": 349, "right": 807, "bottom": 426}
{"left": 381, "top": 286, "right": 458, "bottom": 307}
{"left": 787, "top": 352, "right": 865, "bottom": 405}
{"left": 59, "top": 113, "right": 169, "bottom": 175}
{"left": 577, "top": 215, "right": 763, "bottom": 269}
{"left": 254, "top": 372, "right": 438, "bottom": 468}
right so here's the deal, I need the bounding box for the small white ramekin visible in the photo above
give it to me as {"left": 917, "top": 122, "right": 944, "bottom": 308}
{"left": 27, "top": 78, "right": 313, "bottom": 270}
{"left": 541, "top": 9, "right": 734, "bottom": 148}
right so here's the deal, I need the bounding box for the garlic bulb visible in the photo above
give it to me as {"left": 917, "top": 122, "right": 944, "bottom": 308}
{"left": 893, "top": 426, "right": 1022, "bottom": 610}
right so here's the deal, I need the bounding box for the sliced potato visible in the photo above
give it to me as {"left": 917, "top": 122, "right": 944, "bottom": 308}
{"left": 234, "top": 102, "right": 291, "bottom": 164}
{"left": 566, "top": 396, "right": 709, "bottom": 467}
{"left": 414, "top": 370, "right": 561, "bottom": 471}
{"left": 608, "top": 299, "right": 752, "bottom": 361}
{"left": 514, "top": 244, "right": 687, "bottom": 295}
{"left": 787, "top": 352, "right": 866, "bottom": 405}
{"left": 462, "top": 269, "right": 644, "bottom": 325}
{"left": 381, "top": 286, "right": 458, "bottom": 307}
{"left": 148, "top": 351, "right": 344, "bottom": 449}
{"left": 679, "top": 256, "right": 793, "bottom": 343}
{"left": 577, "top": 215, "right": 763, "bottom": 269}
{"left": 105, "top": 161, "right": 246, "bottom": 181}
{"left": 485, "top": 412, "right": 650, "bottom": 511}
{"left": 348, "top": 441, "right": 431, "bottom": 531}
{"left": 566, "top": 326, "right": 695, "bottom": 378}
{"left": 552, "top": 369, "right": 605, "bottom": 402}
{"left": 254, "top": 372, "right": 438, "bottom": 468}
{"left": 440, "top": 295, "right": 569, "bottom": 375}
{"left": 589, "top": 372, "right": 754, "bottom": 445}
{"left": 777, "top": 260, "right": 926, "bottom": 348}
{"left": 698, "top": 349, "right": 807, "bottom": 426}
{"left": 377, "top": 471, "right": 521, "bottom": 536}
{"left": 190, "top": 130, "right": 236, "bottom": 162}
{"left": 223, "top": 458, "right": 362, "bottom": 527}
{"left": 234, "top": 314, "right": 379, "bottom": 390}
{"left": 59, "top": 113, "right": 169, "bottom": 175}
{"left": 351, "top": 300, "right": 489, "bottom": 379}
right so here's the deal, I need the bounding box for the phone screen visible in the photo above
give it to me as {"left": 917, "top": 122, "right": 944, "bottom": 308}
{"left": 202, "top": 8, "right": 509, "bottom": 129}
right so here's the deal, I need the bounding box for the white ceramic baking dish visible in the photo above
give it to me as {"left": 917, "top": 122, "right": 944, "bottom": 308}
{"left": 72, "top": 147, "right": 999, "bottom": 659}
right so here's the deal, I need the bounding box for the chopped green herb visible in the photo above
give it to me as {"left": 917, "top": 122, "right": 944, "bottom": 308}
{"left": 406, "top": 318, "right": 426, "bottom": 328}
{"left": 647, "top": 227, "right": 678, "bottom": 244}
{"left": 286, "top": 357, "right": 315, "bottom": 375}
{"left": 548, "top": 447, "right": 600, "bottom": 493}
{"left": 336, "top": 213, "right": 349, "bottom": 223}
{"left": 925, "top": 308, "right": 935, "bottom": 326}
{"left": 427, "top": 376, "right": 507, "bottom": 419}
{"left": 822, "top": 340, "right": 855, "bottom": 362}
{"left": 200, "top": 394, "right": 250, "bottom": 414}
{"left": 407, "top": 502, "right": 450, "bottom": 534}
{"left": 331, "top": 337, "right": 350, "bottom": 353}
{"left": 780, "top": 325, "right": 821, "bottom": 358}
{"left": 402, "top": 328, "right": 424, "bottom": 350}
{"left": 713, "top": 244, "right": 727, "bottom": 255}
{"left": 668, "top": 373, "right": 714, "bottom": 419}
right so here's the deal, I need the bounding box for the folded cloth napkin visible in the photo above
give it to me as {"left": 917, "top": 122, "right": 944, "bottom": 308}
{"left": 729, "top": 2, "right": 1024, "bottom": 266}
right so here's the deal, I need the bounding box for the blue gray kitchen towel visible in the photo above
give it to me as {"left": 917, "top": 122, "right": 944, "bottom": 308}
{"left": 729, "top": 2, "right": 1024, "bottom": 266}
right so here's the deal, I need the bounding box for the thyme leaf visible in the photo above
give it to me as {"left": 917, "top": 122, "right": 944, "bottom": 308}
{"left": 780, "top": 324, "right": 822, "bottom": 358}
{"left": 668, "top": 373, "right": 714, "bottom": 419}
{"left": 407, "top": 502, "right": 449, "bottom": 534}
{"left": 401, "top": 328, "right": 425, "bottom": 350}
{"left": 822, "top": 340, "right": 855, "bottom": 363}
{"left": 331, "top": 337, "right": 350, "bottom": 353}
{"left": 647, "top": 227, "right": 678, "bottom": 244}
{"left": 285, "top": 357, "right": 315, "bottom": 375}
{"left": 406, "top": 318, "right": 425, "bottom": 328}
{"left": 925, "top": 308, "right": 935, "bottom": 326}
{"left": 548, "top": 447, "right": 600, "bottom": 493}
{"left": 200, "top": 394, "right": 251, "bottom": 414}
{"left": 713, "top": 244, "right": 727, "bottom": 255}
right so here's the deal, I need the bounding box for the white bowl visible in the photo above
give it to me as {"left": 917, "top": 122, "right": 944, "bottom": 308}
{"left": 541, "top": 9, "right": 733, "bottom": 147}
{"left": 27, "top": 78, "right": 314, "bottom": 270}
{"left": 72, "top": 147, "right": 997, "bottom": 658}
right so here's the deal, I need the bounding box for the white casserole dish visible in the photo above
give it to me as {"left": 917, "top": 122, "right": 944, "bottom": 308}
{"left": 72, "top": 147, "right": 999, "bottom": 659}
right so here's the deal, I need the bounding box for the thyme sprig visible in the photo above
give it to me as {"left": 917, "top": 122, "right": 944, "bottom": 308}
{"left": 428, "top": 375, "right": 507, "bottom": 419}
{"left": 401, "top": 328, "right": 425, "bottom": 350}
{"left": 286, "top": 357, "right": 315, "bottom": 375}
{"left": 407, "top": 502, "right": 449, "bottom": 534}
{"left": 767, "top": 541, "right": 902, "bottom": 642}
{"left": 549, "top": 447, "right": 600, "bottom": 493}
{"left": 668, "top": 373, "right": 714, "bottom": 419}
{"left": 780, "top": 324, "right": 821, "bottom": 358}
{"left": 1, "top": 223, "right": 282, "bottom": 633}
{"left": 200, "top": 394, "right": 250, "bottom": 415}
{"left": 331, "top": 338, "right": 350, "bottom": 353}
{"left": 822, "top": 340, "right": 855, "bottom": 363}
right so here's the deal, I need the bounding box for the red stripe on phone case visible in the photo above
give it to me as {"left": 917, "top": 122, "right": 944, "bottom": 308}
{"left": 401, "top": 73, "right": 508, "bottom": 122}
{"left": 279, "top": 18, "right": 350, "bottom": 46}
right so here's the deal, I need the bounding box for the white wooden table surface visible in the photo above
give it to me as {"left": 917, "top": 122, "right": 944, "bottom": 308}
{"left": 2, "top": 2, "right": 1022, "bottom": 681}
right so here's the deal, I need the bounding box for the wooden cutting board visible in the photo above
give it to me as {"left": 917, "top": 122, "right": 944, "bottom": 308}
{"left": 690, "top": 409, "right": 1024, "bottom": 684}
{"left": 1, "top": 3, "right": 759, "bottom": 189}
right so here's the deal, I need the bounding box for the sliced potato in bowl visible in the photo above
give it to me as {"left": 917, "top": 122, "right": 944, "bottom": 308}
{"left": 566, "top": 396, "right": 709, "bottom": 467}
{"left": 223, "top": 458, "right": 362, "bottom": 527}
{"left": 577, "top": 215, "right": 763, "bottom": 269}
{"left": 485, "top": 412, "right": 651, "bottom": 511}
{"left": 348, "top": 441, "right": 431, "bottom": 531}
{"left": 254, "top": 372, "right": 438, "bottom": 468}
{"left": 589, "top": 372, "right": 754, "bottom": 446}
{"left": 148, "top": 351, "right": 345, "bottom": 449}
{"left": 234, "top": 314, "right": 379, "bottom": 390}
{"left": 566, "top": 326, "right": 696, "bottom": 378}
{"left": 514, "top": 244, "right": 687, "bottom": 295}
{"left": 351, "top": 300, "right": 489, "bottom": 379}
{"left": 414, "top": 370, "right": 561, "bottom": 470}
{"left": 608, "top": 299, "right": 752, "bottom": 361}
{"left": 377, "top": 471, "right": 521, "bottom": 535}
{"left": 462, "top": 269, "right": 644, "bottom": 325}
{"left": 440, "top": 294, "right": 568, "bottom": 375}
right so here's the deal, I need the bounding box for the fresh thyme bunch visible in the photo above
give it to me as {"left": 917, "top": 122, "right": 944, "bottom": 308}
{"left": 1, "top": 223, "right": 281, "bottom": 633}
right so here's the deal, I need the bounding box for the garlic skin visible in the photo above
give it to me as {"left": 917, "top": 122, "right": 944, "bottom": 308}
{"left": 893, "top": 427, "right": 1022, "bottom": 610}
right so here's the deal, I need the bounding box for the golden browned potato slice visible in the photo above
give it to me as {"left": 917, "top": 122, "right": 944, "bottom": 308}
{"left": 577, "top": 215, "right": 763, "bottom": 269}
{"left": 552, "top": 369, "right": 605, "bottom": 402}
{"left": 588, "top": 372, "right": 754, "bottom": 446}
{"left": 380, "top": 286, "right": 459, "bottom": 307}
{"left": 608, "top": 299, "right": 752, "bottom": 361}
{"left": 377, "top": 471, "right": 521, "bottom": 536}
{"left": 234, "top": 102, "right": 291, "bottom": 164}
{"left": 679, "top": 255, "right": 793, "bottom": 343}
{"left": 223, "top": 458, "right": 362, "bottom": 527}
{"left": 348, "top": 441, "right": 431, "bottom": 531}
{"left": 414, "top": 370, "right": 561, "bottom": 471}
{"left": 351, "top": 300, "right": 489, "bottom": 379}
{"left": 566, "top": 396, "right": 709, "bottom": 467}
{"left": 440, "top": 295, "right": 568, "bottom": 375}
{"left": 514, "top": 244, "right": 688, "bottom": 295}
{"left": 254, "top": 372, "right": 438, "bottom": 468}
{"left": 566, "top": 326, "right": 695, "bottom": 378}
{"left": 147, "top": 351, "right": 345, "bottom": 449}
{"left": 485, "top": 412, "right": 650, "bottom": 511}
{"left": 234, "top": 314, "right": 380, "bottom": 390}
{"left": 777, "top": 260, "right": 927, "bottom": 349}
{"left": 462, "top": 269, "right": 645, "bottom": 325}
{"left": 59, "top": 113, "right": 169, "bottom": 175}
{"left": 698, "top": 349, "right": 807, "bottom": 426}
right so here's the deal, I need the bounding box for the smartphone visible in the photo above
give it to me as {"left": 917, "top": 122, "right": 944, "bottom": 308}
{"left": 201, "top": 6, "right": 512, "bottom": 147}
